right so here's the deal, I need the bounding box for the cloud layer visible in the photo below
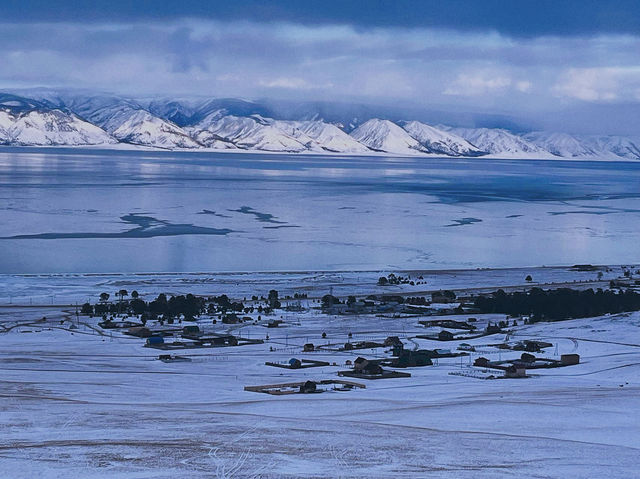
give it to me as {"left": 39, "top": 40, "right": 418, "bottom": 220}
{"left": 1, "top": 17, "right": 640, "bottom": 134}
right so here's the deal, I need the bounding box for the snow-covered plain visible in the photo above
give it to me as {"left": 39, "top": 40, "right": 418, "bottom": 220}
{"left": 1, "top": 267, "right": 639, "bottom": 478}
{"left": 0, "top": 266, "right": 626, "bottom": 307}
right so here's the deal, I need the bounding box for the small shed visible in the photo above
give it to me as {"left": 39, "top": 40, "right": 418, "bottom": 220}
{"left": 182, "top": 325, "right": 201, "bottom": 336}
{"left": 222, "top": 314, "right": 240, "bottom": 324}
{"left": 560, "top": 354, "right": 580, "bottom": 366}
{"left": 504, "top": 365, "right": 527, "bottom": 378}
{"left": 127, "top": 326, "right": 152, "bottom": 338}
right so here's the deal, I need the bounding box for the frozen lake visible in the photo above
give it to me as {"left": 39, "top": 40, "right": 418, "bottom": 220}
{"left": 1, "top": 147, "right": 639, "bottom": 273}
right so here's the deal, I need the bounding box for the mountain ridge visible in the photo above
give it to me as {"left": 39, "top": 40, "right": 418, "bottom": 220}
{"left": 1, "top": 90, "right": 639, "bottom": 161}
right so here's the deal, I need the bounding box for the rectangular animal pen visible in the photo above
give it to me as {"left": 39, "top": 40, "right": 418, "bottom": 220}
{"left": 244, "top": 380, "right": 366, "bottom": 395}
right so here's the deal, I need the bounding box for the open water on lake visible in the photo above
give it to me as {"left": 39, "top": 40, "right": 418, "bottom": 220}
{"left": 0, "top": 147, "right": 639, "bottom": 273}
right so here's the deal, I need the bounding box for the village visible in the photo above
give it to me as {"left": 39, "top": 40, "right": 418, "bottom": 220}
{"left": 1, "top": 265, "right": 639, "bottom": 476}
{"left": 37, "top": 265, "right": 640, "bottom": 394}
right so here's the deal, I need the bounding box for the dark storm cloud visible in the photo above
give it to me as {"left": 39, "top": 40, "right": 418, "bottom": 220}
{"left": 3, "top": 0, "right": 640, "bottom": 38}
{"left": 1, "top": 2, "right": 640, "bottom": 135}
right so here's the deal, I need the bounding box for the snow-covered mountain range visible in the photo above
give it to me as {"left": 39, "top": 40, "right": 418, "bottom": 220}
{"left": 1, "top": 90, "right": 639, "bottom": 160}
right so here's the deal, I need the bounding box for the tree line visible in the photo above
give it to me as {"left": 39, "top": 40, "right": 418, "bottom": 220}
{"left": 474, "top": 287, "right": 640, "bottom": 321}
{"left": 81, "top": 290, "right": 287, "bottom": 321}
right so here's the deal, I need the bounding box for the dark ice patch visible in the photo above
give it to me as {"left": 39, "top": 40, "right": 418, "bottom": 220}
{"left": 1, "top": 214, "right": 233, "bottom": 240}
{"left": 548, "top": 211, "right": 613, "bottom": 216}
{"left": 229, "top": 206, "right": 287, "bottom": 224}
{"left": 198, "top": 209, "right": 232, "bottom": 218}
{"left": 445, "top": 217, "right": 483, "bottom": 227}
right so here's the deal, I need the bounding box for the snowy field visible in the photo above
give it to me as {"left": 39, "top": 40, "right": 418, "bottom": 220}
{"left": 0, "top": 265, "right": 626, "bottom": 306}
{"left": 1, "top": 267, "right": 639, "bottom": 478}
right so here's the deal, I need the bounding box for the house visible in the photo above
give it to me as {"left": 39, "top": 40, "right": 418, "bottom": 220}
{"left": 342, "top": 341, "right": 384, "bottom": 351}
{"left": 474, "top": 357, "right": 490, "bottom": 367}
{"left": 215, "top": 335, "right": 239, "bottom": 346}
{"left": 419, "top": 319, "right": 476, "bottom": 331}
{"left": 519, "top": 352, "right": 536, "bottom": 363}
{"left": 222, "top": 313, "right": 240, "bottom": 324}
{"left": 438, "top": 330, "right": 455, "bottom": 341}
{"left": 384, "top": 336, "right": 403, "bottom": 347}
{"left": 431, "top": 291, "right": 456, "bottom": 303}
{"left": 182, "top": 325, "right": 201, "bottom": 336}
{"left": 433, "top": 348, "right": 452, "bottom": 356}
{"left": 126, "top": 326, "right": 152, "bottom": 338}
{"left": 391, "top": 343, "right": 405, "bottom": 356}
{"left": 346, "top": 301, "right": 368, "bottom": 313}
{"left": 393, "top": 350, "right": 433, "bottom": 368}
{"left": 100, "top": 320, "right": 140, "bottom": 329}
{"left": 146, "top": 336, "right": 164, "bottom": 346}
{"left": 353, "top": 357, "right": 383, "bottom": 374}
{"left": 299, "top": 381, "right": 318, "bottom": 393}
{"left": 485, "top": 323, "right": 502, "bottom": 335}
{"left": 513, "top": 340, "right": 553, "bottom": 352}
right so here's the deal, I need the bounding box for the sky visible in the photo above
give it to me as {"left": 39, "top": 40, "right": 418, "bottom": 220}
{"left": 1, "top": 1, "right": 640, "bottom": 134}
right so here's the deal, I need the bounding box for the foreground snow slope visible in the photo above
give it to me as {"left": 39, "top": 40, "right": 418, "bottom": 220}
{"left": 0, "top": 267, "right": 639, "bottom": 478}
{"left": 350, "top": 118, "right": 427, "bottom": 154}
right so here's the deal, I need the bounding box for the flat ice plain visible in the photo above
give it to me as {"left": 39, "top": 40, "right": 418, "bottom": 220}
{"left": 1, "top": 147, "right": 639, "bottom": 273}
{"left": 1, "top": 267, "right": 639, "bottom": 478}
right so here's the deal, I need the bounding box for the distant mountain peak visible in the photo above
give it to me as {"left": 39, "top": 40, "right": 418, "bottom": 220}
{"left": 350, "top": 119, "right": 427, "bottom": 154}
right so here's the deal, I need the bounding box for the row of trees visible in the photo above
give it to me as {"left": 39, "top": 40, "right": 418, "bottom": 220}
{"left": 82, "top": 290, "right": 285, "bottom": 320}
{"left": 474, "top": 287, "right": 640, "bottom": 321}
{"left": 377, "top": 273, "right": 421, "bottom": 286}
{"left": 83, "top": 293, "right": 207, "bottom": 321}
{"left": 98, "top": 290, "right": 139, "bottom": 303}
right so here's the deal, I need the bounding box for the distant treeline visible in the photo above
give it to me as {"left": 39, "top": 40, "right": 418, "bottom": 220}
{"left": 83, "top": 293, "right": 250, "bottom": 320}
{"left": 474, "top": 287, "right": 640, "bottom": 321}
